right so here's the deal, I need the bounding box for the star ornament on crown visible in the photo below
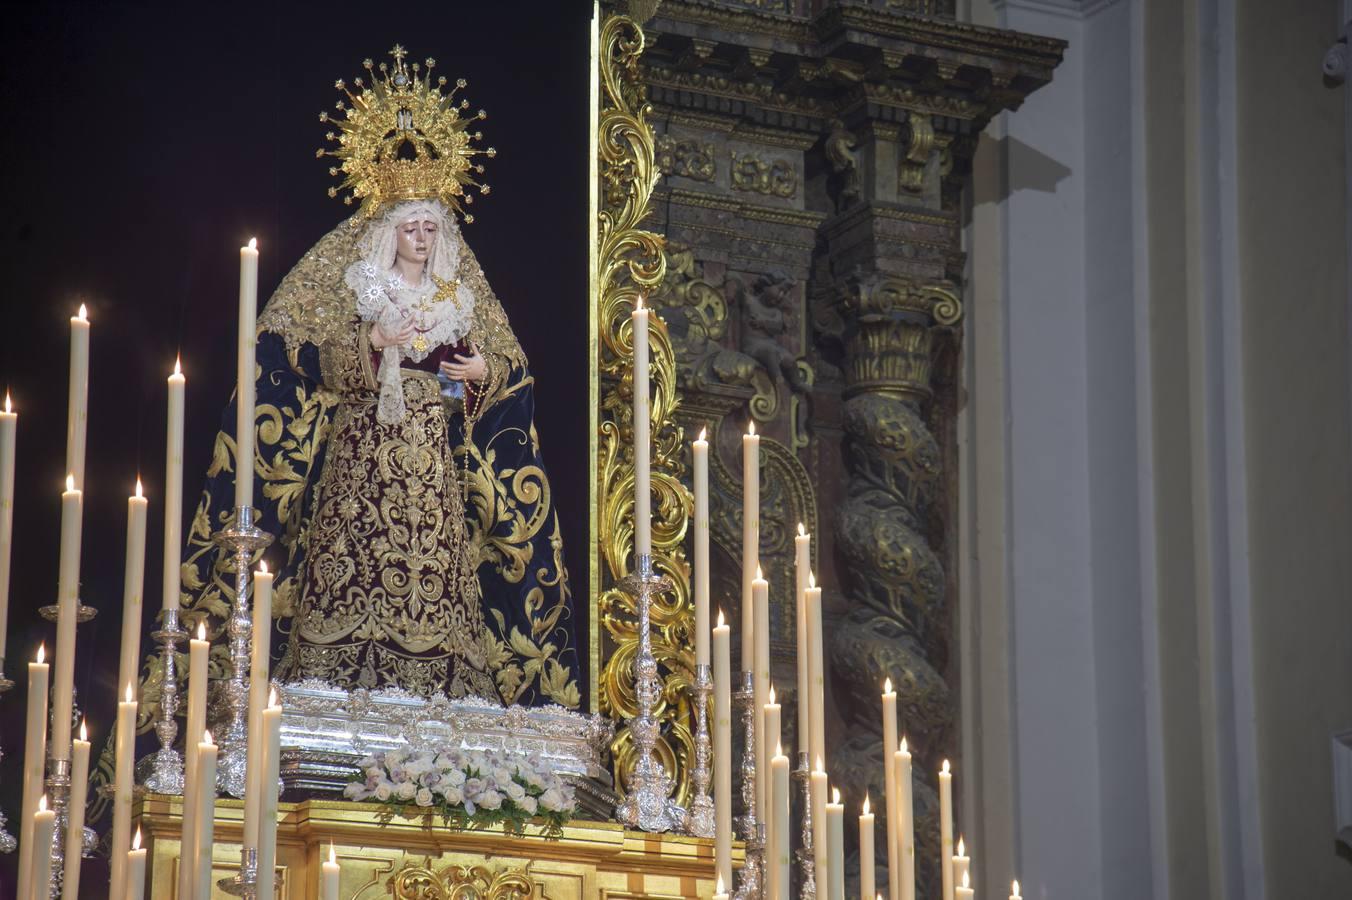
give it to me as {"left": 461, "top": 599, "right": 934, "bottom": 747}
{"left": 318, "top": 44, "right": 495, "bottom": 221}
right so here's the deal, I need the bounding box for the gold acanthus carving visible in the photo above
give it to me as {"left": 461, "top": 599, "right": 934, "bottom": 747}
{"left": 595, "top": 12, "right": 697, "bottom": 803}
{"left": 386, "top": 859, "right": 534, "bottom": 900}
{"left": 730, "top": 150, "right": 798, "bottom": 198}
{"left": 843, "top": 276, "right": 961, "bottom": 399}
{"left": 656, "top": 134, "right": 716, "bottom": 182}
{"left": 899, "top": 112, "right": 936, "bottom": 195}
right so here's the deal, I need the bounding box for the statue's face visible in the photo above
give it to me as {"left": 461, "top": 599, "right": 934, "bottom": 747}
{"left": 394, "top": 216, "right": 438, "bottom": 268}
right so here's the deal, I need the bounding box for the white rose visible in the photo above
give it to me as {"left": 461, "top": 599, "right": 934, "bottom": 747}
{"left": 415, "top": 788, "right": 435, "bottom": 807}
{"left": 492, "top": 767, "right": 514, "bottom": 785}
{"left": 479, "top": 790, "right": 503, "bottom": 810}
{"left": 374, "top": 783, "right": 393, "bottom": 802}
{"left": 539, "top": 788, "right": 566, "bottom": 812}
{"left": 343, "top": 783, "right": 367, "bottom": 800}
{"left": 442, "top": 786, "right": 464, "bottom": 805}
{"left": 519, "top": 795, "right": 538, "bottom": 815}
{"left": 395, "top": 781, "right": 417, "bottom": 801}
{"left": 504, "top": 781, "right": 526, "bottom": 802}
{"left": 446, "top": 769, "right": 466, "bottom": 787}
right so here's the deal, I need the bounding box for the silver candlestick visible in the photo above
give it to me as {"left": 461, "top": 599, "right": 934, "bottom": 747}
{"left": 733, "top": 670, "right": 764, "bottom": 900}
{"left": 794, "top": 751, "right": 817, "bottom": 899}
{"left": 142, "top": 607, "right": 187, "bottom": 795}
{"left": 213, "top": 505, "right": 272, "bottom": 798}
{"left": 43, "top": 755, "right": 71, "bottom": 898}
{"left": 219, "top": 845, "right": 259, "bottom": 898}
{"left": 684, "top": 662, "right": 715, "bottom": 837}
{"left": 615, "top": 554, "right": 686, "bottom": 833}
{"left": 0, "top": 669, "right": 15, "bottom": 854}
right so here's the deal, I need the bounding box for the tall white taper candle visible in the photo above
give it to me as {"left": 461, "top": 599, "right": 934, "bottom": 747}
{"left": 51, "top": 477, "right": 82, "bottom": 760}
{"left": 110, "top": 685, "right": 137, "bottom": 900}
{"left": 236, "top": 238, "right": 259, "bottom": 511}
{"left": 117, "top": 483, "right": 148, "bottom": 719}
{"left": 752, "top": 569, "right": 770, "bottom": 827}
{"left": 882, "top": 679, "right": 900, "bottom": 900}
{"left": 17, "top": 646, "right": 48, "bottom": 900}
{"left": 740, "top": 423, "right": 759, "bottom": 668}
{"left": 63, "top": 720, "right": 91, "bottom": 898}
{"left": 31, "top": 795, "right": 55, "bottom": 900}
{"left": 896, "top": 738, "right": 916, "bottom": 900}
{"left": 163, "top": 360, "right": 184, "bottom": 613}
{"left": 940, "top": 759, "right": 954, "bottom": 900}
{"left": 860, "top": 794, "right": 875, "bottom": 900}
{"left": 794, "top": 524, "right": 810, "bottom": 755}
{"left": 713, "top": 611, "right": 733, "bottom": 889}
{"left": 632, "top": 297, "right": 651, "bottom": 559}
{"left": 66, "top": 305, "right": 89, "bottom": 490}
{"left": 692, "top": 429, "right": 710, "bottom": 667}
{"left": 243, "top": 562, "right": 274, "bottom": 850}
{"left": 193, "top": 731, "right": 218, "bottom": 900}
{"left": 0, "top": 393, "right": 15, "bottom": 662}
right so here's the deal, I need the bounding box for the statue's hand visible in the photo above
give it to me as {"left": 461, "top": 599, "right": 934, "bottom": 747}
{"left": 371, "top": 318, "right": 416, "bottom": 350}
{"left": 440, "top": 344, "right": 486, "bottom": 382}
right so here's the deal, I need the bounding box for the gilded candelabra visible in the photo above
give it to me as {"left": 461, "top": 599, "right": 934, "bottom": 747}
{"left": 614, "top": 554, "right": 686, "bottom": 833}
{"left": 734, "top": 670, "right": 764, "bottom": 900}
{"left": 795, "top": 751, "right": 817, "bottom": 899}
{"left": 214, "top": 505, "right": 272, "bottom": 797}
{"left": 684, "top": 664, "right": 715, "bottom": 837}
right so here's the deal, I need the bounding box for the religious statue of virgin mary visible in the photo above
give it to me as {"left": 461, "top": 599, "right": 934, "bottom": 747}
{"left": 179, "top": 47, "right": 580, "bottom": 708}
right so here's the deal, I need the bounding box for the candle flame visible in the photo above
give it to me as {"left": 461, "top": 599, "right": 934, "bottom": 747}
{"left": 77, "top": 303, "right": 88, "bottom": 321}
{"left": 125, "top": 682, "right": 135, "bottom": 703}
{"left": 958, "top": 835, "right": 965, "bottom": 855}
{"left": 173, "top": 355, "right": 182, "bottom": 376}
{"left": 259, "top": 560, "right": 269, "bottom": 575}
{"left": 65, "top": 474, "right": 75, "bottom": 492}
{"left": 269, "top": 686, "right": 279, "bottom": 707}
{"left": 135, "top": 477, "right": 144, "bottom": 498}
{"left": 900, "top": 736, "right": 908, "bottom": 753}
{"left": 832, "top": 786, "right": 840, "bottom": 804}
{"left": 698, "top": 426, "right": 707, "bottom": 442}
{"left": 716, "top": 876, "right": 725, "bottom": 893}
{"left": 36, "top": 643, "right": 45, "bottom": 664}
{"left": 717, "top": 609, "right": 725, "bottom": 628}
{"left": 884, "top": 677, "right": 893, "bottom": 694}
{"left": 39, "top": 794, "right": 48, "bottom": 813}
{"left": 808, "top": 570, "right": 816, "bottom": 589}
{"left": 755, "top": 564, "right": 763, "bottom": 580}
{"left": 203, "top": 729, "right": 214, "bottom": 745}
{"left": 747, "top": 421, "right": 755, "bottom": 437}
{"left": 862, "top": 793, "right": 870, "bottom": 815}
{"left": 133, "top": 827, "right": 142, "bottom": 850}
{"left": 768, "top": 684, "right": 776, "bottom": 705}
{"left": 79, "top": 719, "right": 87, "bottom": 742}
{"left": 3, "top": 391, "right": 10, "bottom": 413}
{"left": 635, "top": 294, "right": 644, "bottom": 311}
{"left": 1012, "top": 880, "right": 1020, "bottom": 896}
{"left": 248, "top": 237, "right": 258, "bottom": 250}
{"left": 329, "top": 841, "right": 336, "bottom": 865}
{"left": 942, "top": 759, "right": 951, "bottom": 775}
{"left": 776, "top": 740, "right": 782, "bottom": 757}
{"left": 196, "top": 621, "right": 206, "bottom": 641}
{"left": 797, "top": 522, "right": 805, "bottom": 536}
{"left": 962, "top": 870, "right": 970, "bottom": 889}
{"left": 815, "top": 755, "right": 824, "bottom": 774}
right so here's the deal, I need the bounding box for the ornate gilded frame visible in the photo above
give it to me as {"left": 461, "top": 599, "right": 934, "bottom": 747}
{"left": 589, "top": 2, "right": 696, "bottom": 800}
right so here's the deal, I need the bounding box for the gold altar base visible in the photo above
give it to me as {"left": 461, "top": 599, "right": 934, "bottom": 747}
{"left": 135, "top": 793, "right": 737, "bottom": 899}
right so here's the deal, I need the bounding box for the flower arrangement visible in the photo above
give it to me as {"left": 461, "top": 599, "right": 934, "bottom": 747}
{"left": 344, "top": 746, "right": 577, "bottom": 837}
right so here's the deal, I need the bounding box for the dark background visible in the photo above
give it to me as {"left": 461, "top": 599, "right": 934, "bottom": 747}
{"left": 0, "top": 2, "right": 592, "bottom": 892}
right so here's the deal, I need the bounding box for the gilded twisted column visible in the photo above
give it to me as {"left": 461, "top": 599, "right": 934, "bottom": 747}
{"left": 828, "top": 276, "right": 960, "bottom": 898}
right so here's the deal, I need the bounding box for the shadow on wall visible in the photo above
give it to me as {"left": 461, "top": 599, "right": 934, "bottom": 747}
{"left": 972, "top": 134, "right": 1073, "bottom": 205}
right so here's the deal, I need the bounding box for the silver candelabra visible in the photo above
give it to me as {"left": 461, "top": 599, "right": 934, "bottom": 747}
{"left": 684, "top": 662, "right": 715, "bottom": 837}
{"left": 220, "top": 845, "right": 259, "bottom": 898}
{"left": 734, "top": 670, "right": 764, "bottom": 900}
{"left": 213, "top": 505, "right": 272, "bottom": 798}
{"left": 615, "top": 553, "right": 686, "bottom": 833}
{"left": 142, "top": 607, "right": 186, "bottom": 795}
{"left": 795, "top": 751, "right": 817, "bottom": 899}
{"left": 0, "top": 669, "right": 15, "bottom": 854}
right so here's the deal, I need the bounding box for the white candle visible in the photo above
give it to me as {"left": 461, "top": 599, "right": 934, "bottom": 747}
{"left": 51, "top": 477, "right": 82, "bottom": 760}
{"left": 31, "top": 795, "right": 56, "bottom": 900}
{"left": 860, "top": 794, "right": 875, "bottom": 900}
{"left": 956, "top": 870, "right": 973, "bottom": 900}
{"left": 740, "top": 423, "right": 759, "bottom": 668}
{"left": 762, "top": 686, "right": 781, "bottom": 891}
{"left": 124, "top": 828, "right": 147, "bottom": 900}
{"left": 257, "top": 692, "right": 283, "bottom": 900}
{"left": 794, "top": 524, "right": 810, "bottom": 757}
{"left": 882, "top": 679, "right": 899, "bottom": 900}
{"left": 713, "top": 875, "right": 729, "bottom": 900}
{"left": 243, "top": 562, "right": 273, "bottom": 850}
{"left": 117, "top": 482, "right": 148, "bottom": 714}
{"left": 762, "top": 685, "right": 781, "bottom": 783}
{"left": 236, "top": 239, "right": 259, "bottom": 511}
{"left": 692, "top": 428, "right": 710, "bottom": 667}
{"left": 811, "top": 760, "right": 829, "bottom": 894}
{"left": 0, "top": 393, "right": 15, "bottom": 663}
{"left": 63, "top": 720, "right": 91, "bottom": 897}
{"left": 163, "top": 359, "right": 185, "bottom": 613}
{"left": 769, "top": 745, "right": 790, "bottom": 900}
{"left": 178, "top": 622, "right": 209, "bottom": 900}
{"left": 632, "top": 297, "right": 651, "bottom": 559}
{"left": 940, "top": 760, "right": 954, "bottom": 900}
{"left": 826, "top": 786, "right": 845, "bottom": 900}
{"left": 17, "top": 646, "right": 49, "bottom": 900}
{"left": 110, "top": 685, "right": 137, "bottom": 900}
{"left": 952, "top": 836, "right": 970, "bottom": 893}
{"left": 193, "top": 731, "right": 219, "bottom": 900}
{"left": 805, "top": 573, "right": 825, "bottom": 773}
{"left": 753, "top": 569, "right": 770, "bottom": 827}
{"left": 713, "top": 612, "right": 733, "bottom": 891}
{"left": 896, "top": 738, "right": 915, "bottom": 900}
{"left": 66, "top": 305, "right": 89, "bottom": 490}
{"left": 1010, "top": 879, "right": 1022, "bottom": 900}
{"left": 321, "top": 841, "right": 340, "bottom": 900}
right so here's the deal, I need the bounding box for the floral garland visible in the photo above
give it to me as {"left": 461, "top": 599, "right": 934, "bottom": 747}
{"left": 344, "top": 747, "right": 576, "bottom": 837}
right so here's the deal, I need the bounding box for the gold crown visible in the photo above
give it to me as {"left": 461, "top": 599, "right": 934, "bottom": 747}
{"left": 318, "top": 45, "right": 494, "bottom": 220}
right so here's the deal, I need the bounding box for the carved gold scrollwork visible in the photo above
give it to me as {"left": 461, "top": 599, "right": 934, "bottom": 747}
{"left": 899, "top": 112, "right": 936, "bottom": 194}
{"left": 386, "top": 859, "right": 534, "bottom": 900}
{"left": 730, "top": 149, "right": 798, "bottom": 198}
{"left": 595, "top": 11, "right": 697, "bottom": 804}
